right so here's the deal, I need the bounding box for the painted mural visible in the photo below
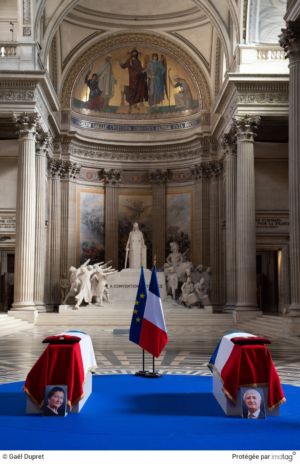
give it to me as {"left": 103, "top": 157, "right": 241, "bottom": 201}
{"left": 166, "top": 191, "right": 192, "bottom": 258}
{"left": 72, "top": 46, "right": 200, "bottom": 117}
{"left": 118, "top": 192, "right": 152, "bottom": 269}
{"left": 78, "top": 189, "right": 105, "bottom": 264}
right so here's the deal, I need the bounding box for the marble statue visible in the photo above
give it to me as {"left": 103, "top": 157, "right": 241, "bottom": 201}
{"left": 74, "top": 264, "right": 95, "bottom": 309}
{"left": 63, "top": 259, "right": 91, "bottom": 304}
{"left": 91, "top": 263, "right": 117, "bottom": 306}
{"left": 180, "top": 276, "right": 198, "bottom": 308}
{"left": 194, "top": 277, "right": 211, "bottom": 307}
{"left": 166, "top": 266, "right": 178, "bottom": 300}
{"left": 125, "top": 222, "right": 147, "bottom": 269}
{"left": 164, "top": 241, "right": 192, "bottom": 283}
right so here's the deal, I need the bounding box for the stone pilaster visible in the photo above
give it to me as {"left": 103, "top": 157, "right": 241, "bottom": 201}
{"left": 234, "top": 115, "right": 260, "bottom": 319}
{"left": 60, "top": 161, "right": 81, "bottom": 279}
{"left": 191, "top": 163, "right": 211, "bottom": 266}
{"left": 149, "top": 170, "right": 168, "bottom": 269}
{"left": 222, "top": 125, "right": 237, "bottom": 310}
{"left": 209, "top": 161, "right": 223, "bottom": 308}
{"left": 48, "top": 158, "right": 62, "bottom": 307}
{"left": 33, "top": 130, "right": 49, "bottom": 311}
{"left": 280, "top": 22, "right": 300, "bottom": 315}
{"left": 99, "top": 169, "right": 122, "bottom": 269}
{"left": 12, "top": 113, "right": 39, "bottom": 312}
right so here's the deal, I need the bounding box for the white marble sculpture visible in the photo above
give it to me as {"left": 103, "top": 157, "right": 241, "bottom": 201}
{"left": 166, "top": 266, "right": 178, "bottom": 300}
{"left": 62, "top": 260, "right": 117, "bottom": 309}
{"left": 63, "top": 259, "right": 91, "bottom": 304}
{"left": 164, "top": 241, "right": 192, "bottom": 284}
{"left": 91, "top": 263, "right": 117, "bottom": 306}
{"left": 74, "top": 264, "right": 95, "bottom": 309}
{"left": 180, "top": 275, "right": 198, "bottom": 307}
{"left": 125, "top": 222, "right": 147, "bottom": 269}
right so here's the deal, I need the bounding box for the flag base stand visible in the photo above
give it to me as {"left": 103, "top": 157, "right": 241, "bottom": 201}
{"left": 135, "top": 370, "right": 162, "bottom": 378}
{"left": 135, "top": 352, "right": 162, "bottom": 378}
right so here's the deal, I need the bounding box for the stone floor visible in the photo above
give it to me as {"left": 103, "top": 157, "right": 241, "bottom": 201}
{"left": 0, "top": 324, "right": 299, "bottom": 387}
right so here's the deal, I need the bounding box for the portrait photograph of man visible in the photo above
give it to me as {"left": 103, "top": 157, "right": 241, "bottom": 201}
{"left": 241, "top": 388, "right": 266, "bottom": 419}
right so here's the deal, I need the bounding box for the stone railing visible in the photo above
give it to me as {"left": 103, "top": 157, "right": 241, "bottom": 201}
{"left": 0, "top": 44, "right": 17, "bottom": 57}
{"left": 256, "top": 47, "right": 285, "bottom": 61}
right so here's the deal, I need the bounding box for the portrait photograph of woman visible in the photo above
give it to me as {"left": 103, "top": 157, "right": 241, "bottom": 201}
{"left": 42, "top": 386, "right": 68, "bottom": 417}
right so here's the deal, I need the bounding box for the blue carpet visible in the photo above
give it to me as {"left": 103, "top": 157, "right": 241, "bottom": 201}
{"left": 0, "top": 375, "right": 299, "bottom": 450}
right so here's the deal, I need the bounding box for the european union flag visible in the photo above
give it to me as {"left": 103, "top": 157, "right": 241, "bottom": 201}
{"left": 129, "top": 267, "right": 147, "bottom": 345}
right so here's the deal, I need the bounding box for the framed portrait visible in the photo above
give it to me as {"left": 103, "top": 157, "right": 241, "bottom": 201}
{"left": 240, "top": 387, "right": 266, "bottom": 419}
{"left": 42, "top": 385, "right": 68, "bottom": 417}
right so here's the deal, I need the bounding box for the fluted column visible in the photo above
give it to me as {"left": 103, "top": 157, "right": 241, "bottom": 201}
{"left": 149, "top": 170, "right": 168, "bottom": 269}
{"left": 209, "top": 161, "right": 223, "bottom": 307}
{"left": 48, "top": 159, "right": 62, "bottom": 307}
{"left": 33, "top": 131, "right": 49, "bottom": 310}
{"left": 12, "top": 113, "right": 39, "bottom": 311}
{"left": 60, "top": 161, "right": 81, "bottom": 279}
{"left": 202, "top": 176, "right": 210, "bottom": 266}
{"left": 100, "top": 169, "right": 122, "bottom": 269}
{"left": 234, "top": 115, "right": 260, "bottom": 316}
{"left": 280, "top": 22, "right": 300, "bottom": 314}
{"left": 222, "top": 126, "right": 237, "bottom": 310}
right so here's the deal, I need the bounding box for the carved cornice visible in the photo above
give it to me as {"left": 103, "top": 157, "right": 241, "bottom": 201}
{"left": 61, "top": 32, "right": 211, "bottom": 110}
{"left": 279, "top": 21, "right": 300, "bottom": 60}
{"left": 148, "top": 169, "right": 169, "bottom": 185}
{"left": 60, "top": 136, "right": 203, "bottom": 164}
{"left": 233, "top": 115, "right": 261, "bottom": 141}
{"left": 235, "top": 82, "right": 289, "bottom": 105}
{"left": 99, "top": 168, "right": 122, "bottom": 185}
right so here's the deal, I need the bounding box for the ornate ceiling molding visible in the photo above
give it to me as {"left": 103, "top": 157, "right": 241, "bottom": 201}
{"left": 61, "top": 31, "right": 211, "bottom": 110}
{"left": 59, "top": 135, "right": 204, "bottom": 166}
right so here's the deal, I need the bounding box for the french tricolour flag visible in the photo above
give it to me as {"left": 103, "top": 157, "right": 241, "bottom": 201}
{"left": 208, "top": 331, "right": 255, "bottom": 376}
{"left": 129, "top": 267, "right": 168, "bottom": 358}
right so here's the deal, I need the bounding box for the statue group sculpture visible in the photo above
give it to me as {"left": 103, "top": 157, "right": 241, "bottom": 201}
{"left": 164, "top": 242, "right": 212, "bottom": 309}
{"left": 63, "top": 260, "right": 117, "bottom": 309}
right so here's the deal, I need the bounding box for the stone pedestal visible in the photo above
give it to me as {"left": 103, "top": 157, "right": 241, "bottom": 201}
{"left": 12, "top": 113, "right": 38, "bottom": 312}
{"left": 108, "top": 269, "right": 167, "bottom": 301}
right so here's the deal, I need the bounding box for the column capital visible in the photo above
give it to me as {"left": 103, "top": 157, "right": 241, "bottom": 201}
{"left": 191, "top": 161, "right": 223, "bottom": 180}
{"left": 233, "top": 115, "right": 260, "bottom": 142}
{"left": 47, "top": 157, "right": 63, "bottom": 178}
{"left": 99, "top": 168, "right": 122, "bottom": 185}
{"left": 60, "top": 160, "right": 81, "bottom": 180}
{"left": 15, "top": 112, "right": 40, "bottom": 138}
{"left": 36, "top": 130, "right": 51, "bottom": 156}
{"left": 221, "top": 124, "right": 237, "bottom": 156}
{"left": 148, "top": 169, "right": 169, "bottom": 185}
{"left": 279, "top": 21, "right": 300, "bottom": 60}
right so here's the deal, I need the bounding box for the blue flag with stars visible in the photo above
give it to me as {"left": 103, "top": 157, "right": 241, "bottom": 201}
{"left": 129, "top": 267, "right": 147, "bottom": 345}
